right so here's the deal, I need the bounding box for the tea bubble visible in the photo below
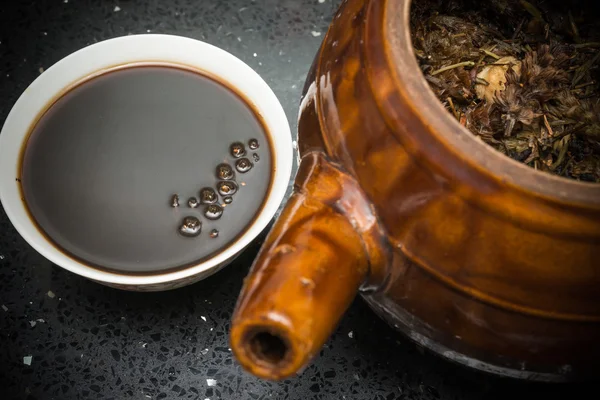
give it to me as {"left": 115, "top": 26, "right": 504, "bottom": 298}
{"left": 210, "top": 229, "right": 219, "bottom": 239}
{"left": 188, "top": 197, "right": 199, "bottom": 208}
{"left": 179, "top": 216, "right": 202, "bottom": 237}
{"left": 248, "top": 138, "right": 259, "bottom": 150}
{"left": 216, "top": 163, "right": 235, "bottom": 180}
{"left": 235, "top": 158, "right": 253, "bottom": 173}
{"left": 199, "top": 187, "right": 218, "bottom": 204}
{"left": 204, "top": 204, "right": 224, "bottom": 220}
{"left": 217, "top": 181, "right": 238, "bottom": 196}
{"left": 230, "top": 142, "right": 246, "bottom": 158}
{"left": 170, "top": 194, "right": 180, "bottom": 208}
{"left": 223, "top": 196, "right": 233, "bottom": 204}
{"left": 252, "top": 153, "right": 260, "bottom": 162}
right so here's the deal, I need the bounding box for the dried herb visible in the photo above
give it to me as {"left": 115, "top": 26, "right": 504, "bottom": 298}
{"left": 412, "top": 0, "right": 600, "bottom": 182}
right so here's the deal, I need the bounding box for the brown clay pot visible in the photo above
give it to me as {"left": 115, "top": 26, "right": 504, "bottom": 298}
{"left": 230, "top": 0, "right": 600, "bottom": 382}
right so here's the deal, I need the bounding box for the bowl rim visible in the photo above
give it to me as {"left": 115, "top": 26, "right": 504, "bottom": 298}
{"left": 0, "top": 34, "right": 293, "bottom": 286}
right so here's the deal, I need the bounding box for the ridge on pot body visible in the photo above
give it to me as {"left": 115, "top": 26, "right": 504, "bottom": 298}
{"left": 230, "top": 0, "right": 600, "bottom": 381}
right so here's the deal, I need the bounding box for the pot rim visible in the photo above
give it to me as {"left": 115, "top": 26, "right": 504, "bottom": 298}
{"left": 382, "top": 0, "right": 600, "bottom": 206}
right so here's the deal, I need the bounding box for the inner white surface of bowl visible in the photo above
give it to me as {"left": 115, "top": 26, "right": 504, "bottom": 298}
{"left": 0, "top": 34, "right": 293, "bottom": 286}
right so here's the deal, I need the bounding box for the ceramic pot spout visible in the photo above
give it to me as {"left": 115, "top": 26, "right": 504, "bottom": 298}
{"left": 230, "top": 151, "right": 384, "bottom": 380}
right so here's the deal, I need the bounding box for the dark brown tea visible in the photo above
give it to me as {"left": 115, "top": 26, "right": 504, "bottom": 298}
{"left": 20, "top": 65, "right": 273, "bottom": 274}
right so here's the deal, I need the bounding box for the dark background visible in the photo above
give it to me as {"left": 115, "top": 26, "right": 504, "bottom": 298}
{"left": 0, "top": 1, "right": 593, "bottom": 399}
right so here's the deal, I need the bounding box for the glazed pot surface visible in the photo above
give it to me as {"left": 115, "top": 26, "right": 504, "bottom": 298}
{"left": 230, "top": 0, "right": 600, "bottom": 381}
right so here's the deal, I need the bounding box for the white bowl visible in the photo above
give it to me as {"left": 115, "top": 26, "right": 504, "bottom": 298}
{"left": 0, "top": 34, "right": 293, "bottom": 291}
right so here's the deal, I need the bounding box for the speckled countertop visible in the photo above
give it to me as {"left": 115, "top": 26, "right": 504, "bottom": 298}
{"left": 0, "top": 1, "right": 592, "bottom": 399}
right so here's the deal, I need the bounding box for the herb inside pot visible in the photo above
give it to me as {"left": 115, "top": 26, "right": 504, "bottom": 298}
{"left": 411, "top": 0, "right": 600, "bottom": 182}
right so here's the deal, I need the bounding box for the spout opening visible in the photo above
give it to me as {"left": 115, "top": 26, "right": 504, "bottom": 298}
{"left": 247, "top": 331, "right": 290, "bottom": 366}
{"left": 232, "top": 324, "right": 300, "bottom": 380}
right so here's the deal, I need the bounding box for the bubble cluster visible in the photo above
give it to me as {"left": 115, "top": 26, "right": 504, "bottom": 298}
{"left": 216, "top": 163, "right": 235, "bottom": 180}
{"left": 170, "top": 139, "right": 261, "bottom": 238}
{"left": 230, "top": 142, "right": 246, "bottom": 158}
{"left": 217, "top": 181, "right": 238, "bottom": 196}
{"left": 204, "top": 204, "right": 224, "bottom": 220}
{"left": 199, "top": 187, "right": 218, "bottom": 204}
{"left": 235, "top": 158, "right": 253, "bottom": 173}
{"left": 248, "top": 138, "right": 259, "bottom": 150}
{"left": 179, "top": 216, "right": 202, "bottom": 237}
